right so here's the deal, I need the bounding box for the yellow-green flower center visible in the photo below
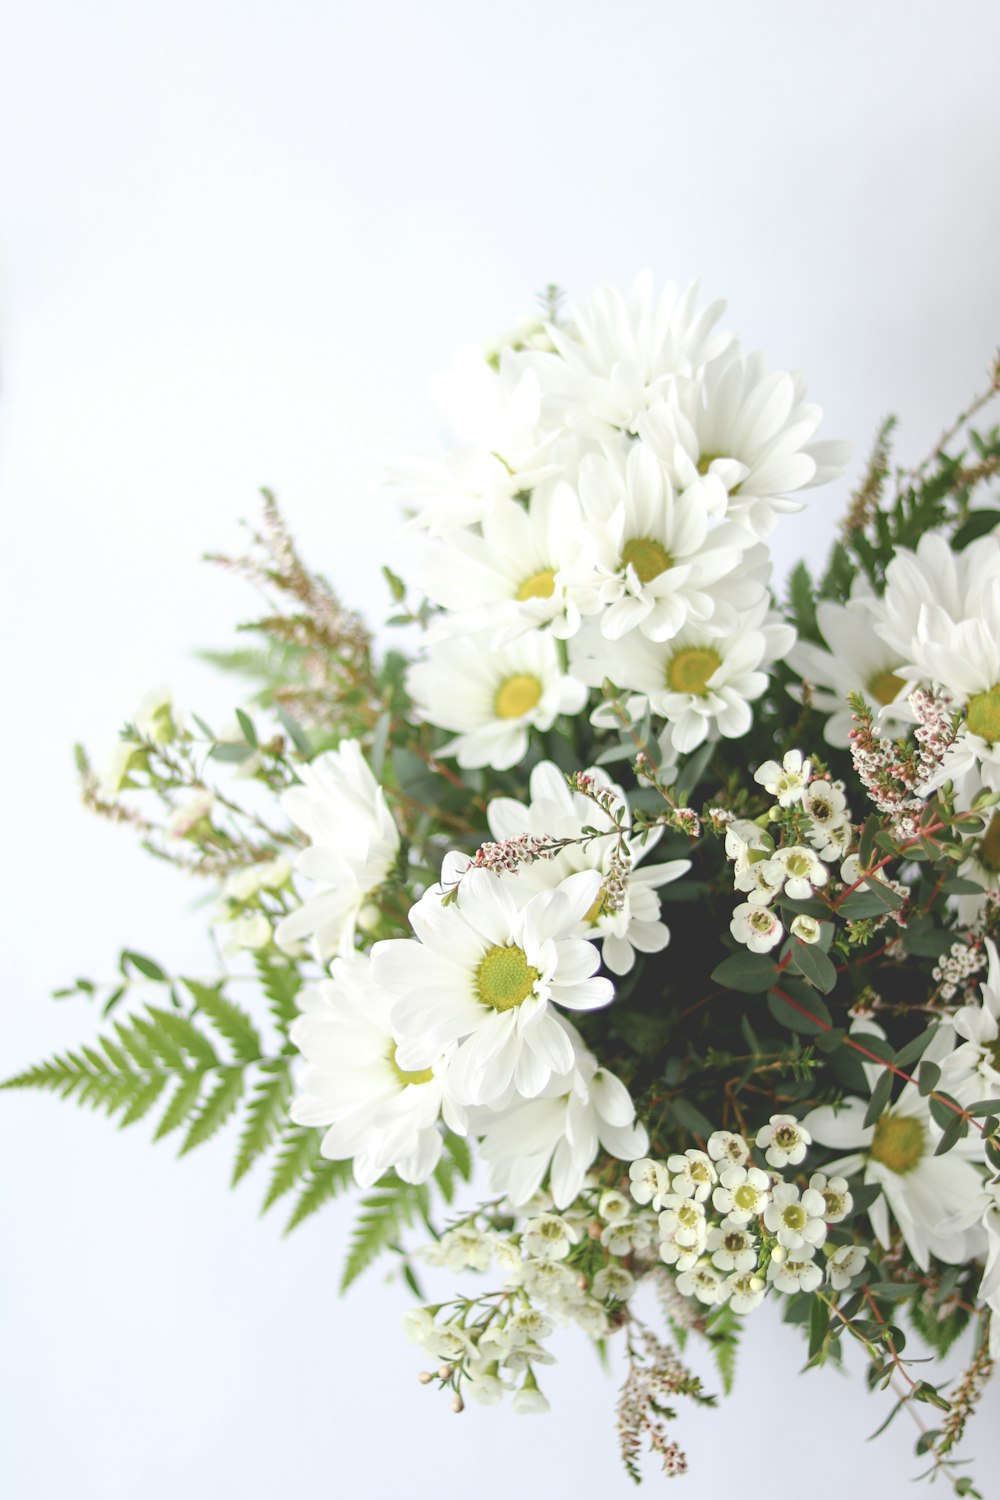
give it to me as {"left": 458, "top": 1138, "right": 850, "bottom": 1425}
{"left": 979, "top": 811, "right": 1000, "bottom": 873}
{"left": 870, "top": 1114, "right": 925, "bottom": 1175}
{"left": 621, "top": 536, "right": 673, "bottom": 584}
{"left": 723, "top": 1230, "right": 746, "bottom": 1252}
{"left": 967, "top": 686, "right": 1000, "bottom": 744}
{"left": 781, "top": 1203, "right": 807, "bottom": 1231}
{"left": 697, "top": 451, "right": 723, "bottom": 475}
{"left": 494, "top": 673, "right": 542, "bottom": 720}
{"left": 475, "top": 943, "right": 539, "bottom": 1011}
{"left": 667, "top": 646, "right": 722, "bottom": 697}
{"left": 867, "top": 669, "right": 906, "bottom": 707}
{"left": 987, "top": 1038, "right": 1000, "bottom": 1074}
{"left": 516, "top": 568, "right": 557, "bottom": 601}
{"left": 733, "top": 1183, "right": 759, "bottom": 1212}
{"left": 388, "top": 1046, "right": 434, "bottom": 1087}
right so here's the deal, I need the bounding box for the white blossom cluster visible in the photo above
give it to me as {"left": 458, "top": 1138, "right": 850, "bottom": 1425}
{"left": 720, "top": 750, "right": 855, "bottom": 953}
{"left": 628, "top": 1118, "right": 869, "bottom": 1312}
{"left": 789, "top": 528, "right": 1000, "bottom": 923}
{"left": 394, "top": 273, "right": 848, "bottom": 770}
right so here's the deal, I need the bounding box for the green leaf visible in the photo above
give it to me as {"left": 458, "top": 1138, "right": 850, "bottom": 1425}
{"left": 254, "top": 953, "right": 302, "bottom": 1031}
{"left": 711, "top": 951, "right": 778, "bottom": 994}
{"left": 667, "top": 1097, "right": 715, "bottom": 1138}
{"left": 863, "top": 1068, "right": 894, "bottom": 1127}
{"left": 443, "top": 1131, "right": 472, "bottom": 1182}
{"left": 119, "top": 1072, "right": 168, "bottom": 1127}
{"left": 284, "top": 1157, "right": 354, "bottom": 1234}
{"left": 341, "top": 1177, "right": 431, "bottom": 1292}
{"left": 153, "top": 1071, "right": 206, "bottom": 1140}
{"left": 767, "top": 985, "right": 832, "bottom": 1035}
{"left": 183, "top": 980, "right": 261, "bottom": 1063}
{"left": 808, "top": 1295, "right": 830, "bottom": 1360}
{"left": 965, "top": 1097, "right": 1000, "bottom": 1117}
{"left": 953, "top": 509, "right": 1000, "bottom": 549}
{"left": 917, "top": 1061, "right": 942, "bottom": 1097}
{"left": 120, "top": 950, "right": 167, "bottom": 982}
{"left": 144, "top": 1006, "right": 219, "bottom": 1067}
{"left": 232, "top": 1065, "right": 292, "bottom": 1184}
{"left": 674, "top": 740, "right": 715, "bottom": 799}
{"left": 892, "top": 1024, "right": 941, "bottom": 1069}
{"left": 933, "top": 1112, "right": 969, "bottom": 1156}
{"left": 261, "top": 1125, "right": 322, "bottom": 1212}
{"left": 178, "top": 1067, "right": 244, "bottom": 1155}
{"left": 928, "top": 1090, "right": 965, "bottom": 1130}
{"left": 235, "top": 708, "right": 258, "bottom": 746}
{"left": 276, "top": 704, "right": 313, "bottom": 758}
{"left": 790, "top": 941, "right": 837, "bottom": 995}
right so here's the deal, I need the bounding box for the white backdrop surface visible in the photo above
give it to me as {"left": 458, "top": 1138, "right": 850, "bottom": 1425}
{"left": 3, "top": 4, "right": 1000, "bottom": 1497}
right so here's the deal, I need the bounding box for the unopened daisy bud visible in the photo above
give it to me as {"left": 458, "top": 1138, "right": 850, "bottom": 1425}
{"left": 790, "top": 913, "right": 822, "bottom": 944}
{"left": 438, "top": 1364, "right": 453, "bottom": 1381}
{"left": 418, "top": 1371, "right": 433, "bottom": 1385}
{"left": 451, "top": 1394, "right": 465, "bottom": 1414}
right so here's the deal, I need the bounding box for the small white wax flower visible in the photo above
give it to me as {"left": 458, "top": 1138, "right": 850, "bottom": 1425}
{"left": 712, "top": 1164, "right": 771, "bottom": 1224}
{"left": 676, "top": 1263, "right": 726, "bottom": 1305}
{"left": 629, "top": 1156, "right": 670, "bottom": 1208}
{"left": 763, "top": 1183, "right": 828, "bottom": 1251}
{"left": 790, "top": 913, "right": 822, "bottom": 944}
{"left": 808, "top": 1173, "right": 854, "bottom": 1223}
{"left": 756, "top": 1113, "right": 811, "bottom": 1168}
{"left": 725, "top": 1270, "right": 766, "bottom": 1313}
{"left": 730, "top": 902, "right": 784, "bottom": 953}
{"left": 753, "top": 749, "right": 812, "bottom": 806}
{"left": 767, "top": 1251, "right": 823, "bottom": 1295}
{"left": 666, "top": 1149, "right": 717, "bottom": 1201}
{"left": 827, "top": 1244, "right": 870, "bottom": 1290}
{"left": 598, "top": 1189, "right": 632, "bottom": 1223}
{"left": 707, "top": 1223, "right": 758, "bottom": 1273}
{"left": 772, "top": 845, "right": 828, "bottom": 900}
{"left": 592, "top": 1265, "right": 636, "bottom": 1301}
{"left": 521, "top": 1214, "right": 578, "bottom": 1261}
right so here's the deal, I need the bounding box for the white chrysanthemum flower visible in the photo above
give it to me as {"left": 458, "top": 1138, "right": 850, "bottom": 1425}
{"left": 707, "top": 1224, "right": 758, "bottom": 1273}
{"left": 808, "top": 1173, "right": 854, "bottom": 1223}
{"left": 388, "top": 347, "right": 556, "bottom": 535}
{"left": 730, "top": 901, "right": 784, "bottom": 953}
{"left": 707, "top": 1130, "right": 750, "bottom": 1167}
{"left": 407, "top": 630, "right": 586, "bottom": 771}
{"left": 576, "top": 442, "right": 752, "bottom": 643}
{"left": 658, "top": 1196, "right": 708, "bottom": 1269}
{"left": 529, "top": 271, "right": 732, "bottom": 437}
{"left": 788, "top": 587, "right": 912, "bottom": 747}
{"left": 724, "top": 1270, "right": 766, "bottom": 1313}
{"left": 289, "top": 956, "right": 460, "bottom": 1188}
{"left": 763, "top": 1183, "right": 828, "bottom": 1251}
{"left": 676, "top": 1262, "right": 727, "bottom": 1306}
{"left": 575, "top": 597, "right": 795, "bottom": 755}
{"left": 417, "top": 489, "right": 599, "bottom": 645}
{"left": 753, "top": 749, "right": 812, "bottom": 806}
{"left": 275, "top": 740, "right": 401, "bottom": 960}
{"left": 940, "top": 938, "right": 1000, "bottom": 1103}
{"left": 666, "top": 1149, "right": 717, "bottom": 1202}
{"left": 875, "top": 531, "right": 1000, "bottom": 667}
{"left": 804, "top": 1029, "right": 986, "bottom": 1272}
{"left": 473, "top": 1023, "right": 647, "bottom": 1208}
{"left": 756, "top": 1113, "right": 811, "bottom": 1168}
{"left": 827, "top": 1245, "right": 870, "bottom": 1291}
{"left": 486, "top": 759, "right": 690, "bottom": 975}
{"left": 901, "top": 603, "right": 1000, "bottom": 791}
{"left": 712, "top": 1163, "right": 771, "bottom": 1223}
{"left": 637, "top": 346, "right": 851, "bottom": 537}
{"left": 629, "top": 1156, "right": 670, "bottom": 1209}
{"left": 373, "top": 867, "right": 613, "bottom": 1108}
{"left": 767, "top": 1251, "right": 822, "bottom": 1295}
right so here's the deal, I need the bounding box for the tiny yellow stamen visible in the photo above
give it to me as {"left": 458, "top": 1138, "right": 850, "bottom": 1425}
{"left": 494, "top": 673, "right": 542, "bottom": 719}
{"left": 475, "top": 944, "right": 539, "bottom": 1012}
{"left": 388, "top": 1047, "right": 434, "bottom": 1087}
{"left": 967, "top": 685, "right": 1000, "bottom": 744}
{"left": 620, "top": 537, "right": 673, "bottom": 585}
{"left": 516, "top": 568, "right": 557, "bottom": 601}
{"left": 870, "top": 1115, "right": 924, "bottom": 1175}
{"left": 667, "top": 647, "right": 722, "bottom": 697}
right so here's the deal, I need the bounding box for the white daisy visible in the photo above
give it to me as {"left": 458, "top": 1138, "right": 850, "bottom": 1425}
{"left": 787, "top": 585, "right": 912, "bottom": 748}
{"left": 637, "top": 345, "right": 852, "bottom": 537}
{"left": 940, "top": 938, "right": 1000, "bottom": 1103}
{"left": 406, "top": 630, "right": 587, "bottom": 771}
{"left": 574, "top": 596, "right": 795, "bottom": 755}
{"left": 289, "top": 956, "right": 460, "bottom": 1188}
{"left": 473, "top": 1025, "right": 647, "bottom": 1208}
{"left": 875, "top": 531, "right": 1000, "bottom": 667}
{"left": 372, "top": 866, "right": 614, "bottom": 1108}
{"left": 388, "top": 346, "right": 556, "bottom": 535}
{"left": 485, "top": 759, "right": 691, "bottom": 975}
{"left": 275, "top": 739, "right": 401, "bottom": 960}
{"left": 417, "top": 488, "right": 599, "bottom": 646}
{"left": 575, "top": 441, "right": 753, "bottom": 643}
{"left": 528, "top": 270, "right": 732, "bottom": 437}
{"left": 804, "top": 1029, "right": 986, "bottom": 1272}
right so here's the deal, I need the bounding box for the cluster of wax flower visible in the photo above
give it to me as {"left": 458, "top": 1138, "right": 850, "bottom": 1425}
{"left": 404, "top": 1115, "right": 875, "bottom": 1412}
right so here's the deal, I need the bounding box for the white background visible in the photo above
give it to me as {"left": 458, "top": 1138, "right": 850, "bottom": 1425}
{"left": 3, "top": 4, "right": 1000, "bottom": 1496}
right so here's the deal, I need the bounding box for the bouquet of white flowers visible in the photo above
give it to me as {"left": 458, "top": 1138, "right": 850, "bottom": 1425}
{"left": 12, "top": 274, "right": 1000, "bottom": 1491}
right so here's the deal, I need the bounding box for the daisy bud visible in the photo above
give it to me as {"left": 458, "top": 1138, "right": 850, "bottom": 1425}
{"left": 418, "top": 1372, "right": 433, "bottom": 1385}
{"left": 438, "top": 1364, "right": 454, "bottom": 1381}
{"left": 451, "top": 1394, "right": 465, "bottom": 1414}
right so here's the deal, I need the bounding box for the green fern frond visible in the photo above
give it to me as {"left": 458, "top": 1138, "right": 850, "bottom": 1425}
{"left": 253, "top": 953, "right": 302, "bottom": 1032}
{"left": 153, "top": 1070, "right": 206, "bottom": 1140}
{"left": 443, "top": 1131, "right": 472, "bottom": 1182}
{"left": 143, "top": 1006, "right": 219, "bottom": 1067}
{"left": 232, "top": 1063, "right": 292, "bottom": 1184}
{"left": 340, "top": 1177, "right": 431, "bottom": 1293}
{"left": 261, "top": 1124, "right": 322, "bottom": 1212}
{"left": 184, "top": 980, "right": 262, "bottom": 1063}
{"left": 284, "top": 1156, "right": 354, "bottom": 1234}
{"left": 179, "top": 1066, "right": 244, "bottom": 1155}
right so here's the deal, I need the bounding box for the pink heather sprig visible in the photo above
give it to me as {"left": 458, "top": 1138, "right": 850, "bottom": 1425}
{"left": 469, "top": 833, "right": 566, "bottom": 875}
{"left": 848, "top": 687, "right": 960, "bottom": 826}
